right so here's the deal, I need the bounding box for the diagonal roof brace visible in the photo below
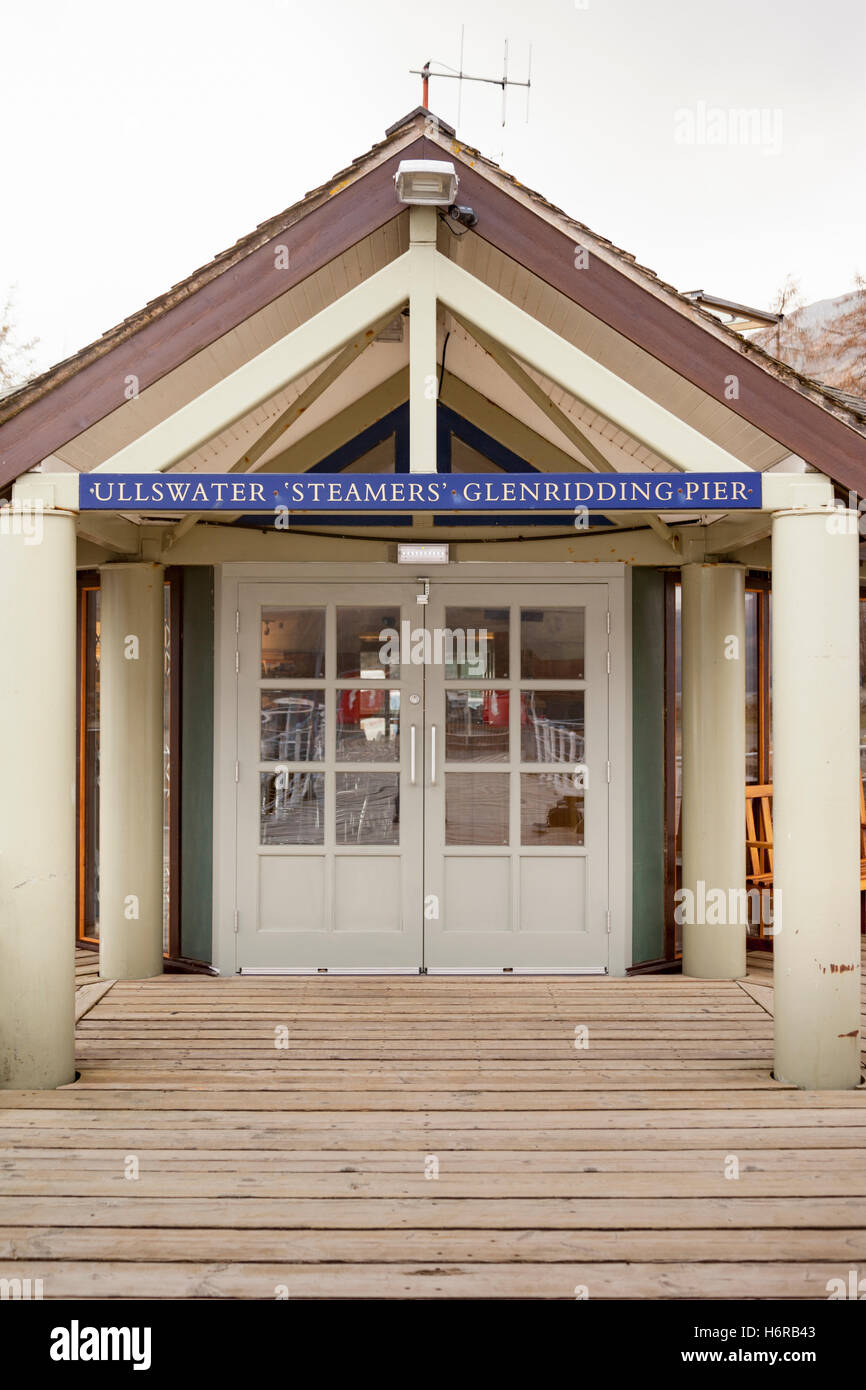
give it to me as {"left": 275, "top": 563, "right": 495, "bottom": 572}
{"left": 94, "top": 255, "right": 412, "bottom": 474}
{"left": 434, "top": 255, "right": 752, "bottom": 475}
{"left": 449, "top": 308, "right": 675, "bottom": 545}
{"left": 227, "top": 306, "right": 407, "bottom": 476}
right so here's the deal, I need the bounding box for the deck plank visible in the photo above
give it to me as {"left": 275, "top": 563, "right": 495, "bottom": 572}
{"left": 1, "top": 971, "right": 864, "bottom": 1299}
{"left": 0, "top": 1259, "right": 860, "bottom": 1299}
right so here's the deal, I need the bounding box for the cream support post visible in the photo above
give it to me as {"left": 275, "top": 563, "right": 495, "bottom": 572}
{"left": 409, "top": 206, "right": 438, "bottom": 474}
{"left": 98, "top": 563, "right": 166, "bottom": 980}
{"left": 680, "top": 563, "right": 747, "bottom": 979}
{"left": 772, "top": 508, "right": 862, "bottom": 1089}
{"left": 0, "top": 478, "right": 77, "bottom": 1088}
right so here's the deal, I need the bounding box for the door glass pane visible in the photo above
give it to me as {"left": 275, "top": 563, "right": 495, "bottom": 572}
{"left": 521, "top": 608, "right": 585, "bottom": 679}
{"left": 337, "top": 690, "right": 401, "bottom": 761}
{"left": 336, "top": 773, "right": 400, "bottom": 844}
{"left": 521, "top": 774, "right": 584, "bottom": 845}
{"left": 260, "top": 771, "right": 324, "bottom": 844}
{"left": 521, "top": 690, "right": 585, "bottom": 763}
{"left": 261, "top": 691, "right": 325, "bottom": 762}
{"left": 261, "top": 608, "right": 325, "bottom": 678}
{"left": 445, "top": 689, "right": 510, "bottom": 762}
{"left": 337, "top": 606, "right": 401, "bottom": 680}
{"left": 444, "top": 607, "right": 509, "bottom": 678}
{"left": 445, "top": 773, "right": 509, "bottom": 845}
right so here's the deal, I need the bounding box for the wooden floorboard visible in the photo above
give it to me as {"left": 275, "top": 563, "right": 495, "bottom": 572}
{"left": 1, "top": 971, "right": 864, "bottom": 1299}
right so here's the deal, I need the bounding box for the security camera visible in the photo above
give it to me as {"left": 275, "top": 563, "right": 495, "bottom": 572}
{"left": 447, "top": 204, "right": 478, "bottom": 229}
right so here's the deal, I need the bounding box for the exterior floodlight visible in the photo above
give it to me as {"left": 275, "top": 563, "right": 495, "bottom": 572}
{"left": 394, "top": 159, "right": 459, "bottom": 206}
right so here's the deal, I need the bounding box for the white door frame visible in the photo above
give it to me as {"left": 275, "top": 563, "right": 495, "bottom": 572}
{"left": 212, "top": 560, "right": 632, "bottom": 976}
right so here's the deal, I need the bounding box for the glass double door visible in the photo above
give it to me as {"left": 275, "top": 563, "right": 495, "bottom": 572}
{"left": 235, "top": 580, "right": 610, "bottom": 972}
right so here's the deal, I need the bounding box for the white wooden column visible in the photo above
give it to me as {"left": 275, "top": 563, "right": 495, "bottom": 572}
{"left": 772, "top": 507, "right": 861, "bottom": 1088}
{"left": 0, "top": 487, "right": 77, "bottom": 1088}
{"left": 408, "top": 206, "right": 438, "bottom": 473}
{"left": 98, "top": 562, "right": 166, "bottom": 980}
{"left": 680, "top": 563, "right": 747, "bottom": 979}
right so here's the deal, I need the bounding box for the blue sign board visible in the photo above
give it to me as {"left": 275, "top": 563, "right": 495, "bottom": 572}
{"left": 80, "top": 472, "right": 762, "bottom": 512}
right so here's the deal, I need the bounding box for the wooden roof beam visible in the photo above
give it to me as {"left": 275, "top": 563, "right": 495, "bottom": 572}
{"left": 449, "top": 308, "right": 676, "bottom": 546}
{"left": 227, "top": 307, "right": 406, "bottom": 476}
{"left": 436, "top": 253, "right": 751, "bottom": 477}
{"left": 94, "top": 255, "right": 411, "bottom": 475}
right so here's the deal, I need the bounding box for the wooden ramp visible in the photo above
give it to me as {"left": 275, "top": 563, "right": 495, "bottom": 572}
{"left": 74, "top": 947, "right": 100, "bottom": 988}
{"left": 1, "top": 973, "right": 865, "bottom": 1299}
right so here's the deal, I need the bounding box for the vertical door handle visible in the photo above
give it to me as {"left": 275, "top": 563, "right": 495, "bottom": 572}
{"left": 430, "top": 725, "right": 438, "bottom": 785}
{"left": 409, "top": 725, "right": 417, "bottom": 785}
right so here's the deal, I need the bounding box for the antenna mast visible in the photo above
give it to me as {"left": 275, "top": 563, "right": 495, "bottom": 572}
{"left": 411, "top": 38, "right": 531, "bottom": 128}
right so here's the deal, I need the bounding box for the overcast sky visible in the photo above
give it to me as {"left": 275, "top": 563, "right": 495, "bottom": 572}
{"left": 3, "top": 0, "right": 864, "bottom": 374}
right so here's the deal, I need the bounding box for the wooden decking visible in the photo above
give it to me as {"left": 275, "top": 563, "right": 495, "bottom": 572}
{"left": 745, "top": 949, "right": 774, "bottom": 986}
{"left": 74, "top": 946, "right": 100, "bottom": 987}
{"left": 2, "top": 967, "right": 865, "bottom": 1299}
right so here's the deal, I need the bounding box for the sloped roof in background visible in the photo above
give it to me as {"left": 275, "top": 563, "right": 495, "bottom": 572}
{"left": 1, "top": 107, "right": 865, "bottom": 493}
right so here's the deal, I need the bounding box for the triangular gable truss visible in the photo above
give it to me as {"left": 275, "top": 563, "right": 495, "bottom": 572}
{"left": 87, "top": 237, "right": 749, "bottom": 486}
{"left": 2, "top": 109, "right": 865, "bottom": 495}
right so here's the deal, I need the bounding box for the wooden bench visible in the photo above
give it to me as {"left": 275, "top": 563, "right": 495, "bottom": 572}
{"left": 745, "top": 780, "right": 866, "bottom": 939}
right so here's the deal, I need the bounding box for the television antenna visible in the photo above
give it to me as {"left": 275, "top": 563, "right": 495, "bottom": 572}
{"left": 411, "top": 32, "right": 531, "bottom": 128}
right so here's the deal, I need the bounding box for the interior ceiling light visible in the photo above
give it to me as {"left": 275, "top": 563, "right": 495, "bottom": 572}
{"left": 397, "top": 542, "right": 450, "bottom": 564}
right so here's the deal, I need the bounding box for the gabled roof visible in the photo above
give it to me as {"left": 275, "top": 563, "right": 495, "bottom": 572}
{"left": 2, "top": 108, "right": 865, "bottom": 494}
